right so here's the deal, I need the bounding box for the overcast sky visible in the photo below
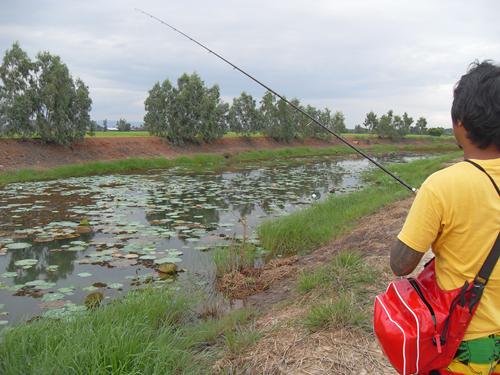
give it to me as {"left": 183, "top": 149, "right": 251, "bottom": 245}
{"left": 1, "top": 0, "right": 498, "bottom": 128}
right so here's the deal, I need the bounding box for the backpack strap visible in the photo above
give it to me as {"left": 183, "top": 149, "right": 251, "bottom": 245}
{"left": 463, "top": 159, "right": 500, "bottom": 309}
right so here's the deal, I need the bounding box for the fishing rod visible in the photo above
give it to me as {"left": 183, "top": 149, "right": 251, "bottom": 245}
{"left": 135, "top": 8, "right": 416, "bottom": 193}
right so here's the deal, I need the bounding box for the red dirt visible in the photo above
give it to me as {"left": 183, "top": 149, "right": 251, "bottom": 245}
{"left": 0, "top": 135, "right": 432, "bottom": 172}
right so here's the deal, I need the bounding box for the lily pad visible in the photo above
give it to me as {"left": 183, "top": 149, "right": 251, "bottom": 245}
{"left": 58, "top": 287, "right": 75, "bottom": 294}
{"left": 154, "top": 256, "right": 182, "bottom": 264}
{"left": 77, "top": 272, "right": 92, "bottom": 278}
{"left": 14, "top": 259, "right": 38, "bottom": 268}
{"left": 1, "top": 272, "right": 17, "bottom": 278}
{"left": 139, "top": 255, "right": 156, "bottom": 260}
{"left": 41, "top": 293, "right": 65, "bottom": 302}
{"left": 67, "top": 246, "right": 86, "bottom": 252}
{"left": 6, "top": 242, "right": 32, "bottom": 250}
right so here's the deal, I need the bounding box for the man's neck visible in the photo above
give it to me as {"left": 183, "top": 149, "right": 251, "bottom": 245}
{"left": 463, "top": 145, "right": 500, "bottom": 160}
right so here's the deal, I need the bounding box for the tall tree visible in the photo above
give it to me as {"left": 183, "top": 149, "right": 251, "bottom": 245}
{"left": 0, "top": 43, "right": 92, "bottom": 144}
{"left": 116, "top": 118, "right": 131, "bottom": 131}
{"left": 299, "top": 104, "right": 321, "bottom": 138}
{"left": 259, "top": 91, "right": 277, "bottom": 137}
{"left": 415, "top": 117, "right": 428, "bottom": 135}
{"left": 0, "top": 42, "right": 36, "bottom": 138}
{"left": 144, "top": 73, "right": 227, "bottom": 144}
{"left": 198, "top": 84, "right": 228, "bottom": 142}
{"left": 363, "top": 111, "right": 378, "bottom": 132}
{"left": 402, "top": 112, "right": 413, "bottom": 132}
{"left": 144, "top": 80, "right": 173, "bottom": 138}
{"left": 332, "top": 111, "right": 347, "bottom": 133}
{"left": 228, "top": 92, "right": 260, "bottom": 136}
{"left": 376, "top": 110, "right": 398, "bottom": 139}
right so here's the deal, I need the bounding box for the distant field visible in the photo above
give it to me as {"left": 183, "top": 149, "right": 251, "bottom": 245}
{"left": 350, "top": 133, "right": 454, "bottom": 141}
{"left": 3, "top": 131, "right": 454, "bottom": 140}
{"left": 88, "top": 131, "right": 265, "bottom": 138}
{"left": 88, "top": 131, "right": 150, "bottom": 137}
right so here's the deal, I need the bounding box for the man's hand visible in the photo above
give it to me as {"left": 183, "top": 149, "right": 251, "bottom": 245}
{"left": 390, "top": 239, "right": 425, "bottom": 276}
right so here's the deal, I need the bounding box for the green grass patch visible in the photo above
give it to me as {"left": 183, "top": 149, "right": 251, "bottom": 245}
{"left": 258, "top": 152, "right": 461, "bottom": 257}
{"left": 224, "top": 325, "right": 262, "bottom": 354}
{"left": 297, "top": 251, "right": 377, "bottom": 294}
{"left": 0, "top": 287, "right": 256, "bottom": 375}
{"left": 213, "top": 243, "right": 257, "bottom": 277}
{"left": 303, "top": 292, "right": 368, "bottom": 331}
{"left": 88, "top": 131, "right": 151, "bottom": 137}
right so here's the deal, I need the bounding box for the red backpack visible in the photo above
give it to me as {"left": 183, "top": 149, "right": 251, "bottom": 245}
{"left": 374, "top": 160, "right": 500, "bottom": 375}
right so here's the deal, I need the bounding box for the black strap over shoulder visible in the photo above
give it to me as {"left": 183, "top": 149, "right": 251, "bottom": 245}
{"left": 464, "top": 159, "right": 500, "bottom": 196}
{"left": 462, "top": 159, "right": 500, "bottom": 309}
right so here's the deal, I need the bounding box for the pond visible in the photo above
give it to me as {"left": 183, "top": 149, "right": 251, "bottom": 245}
{"left": 0, "top": 154, "right": 424, "bottom": 325}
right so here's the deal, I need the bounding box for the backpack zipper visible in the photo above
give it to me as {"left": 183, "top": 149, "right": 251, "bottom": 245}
{"left": 408, "top": 278, "right": 442, "bottom": 353}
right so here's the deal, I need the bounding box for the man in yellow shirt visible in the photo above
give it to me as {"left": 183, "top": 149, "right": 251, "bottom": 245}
{"left": 392, "top": 61, "right": 500, "bottom": 375}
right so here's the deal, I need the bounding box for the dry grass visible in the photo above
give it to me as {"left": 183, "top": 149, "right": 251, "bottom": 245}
{"left": 217, "top": 256, "right": 299, "bottom": 299}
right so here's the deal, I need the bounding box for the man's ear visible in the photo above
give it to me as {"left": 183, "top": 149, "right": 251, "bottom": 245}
{"left": 452, "top": 120, "right": 466, "bottom": 148}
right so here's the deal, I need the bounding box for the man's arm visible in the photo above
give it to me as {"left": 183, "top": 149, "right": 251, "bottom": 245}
{"left": 390, "top": 239, "right": 425, "bottom": 276}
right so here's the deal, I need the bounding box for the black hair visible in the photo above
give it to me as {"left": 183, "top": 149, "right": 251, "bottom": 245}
{"left": 451, "top": 60, "right": 500, "bottom": 150}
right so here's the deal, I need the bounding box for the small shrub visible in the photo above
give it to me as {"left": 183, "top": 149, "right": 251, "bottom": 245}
{"left": 225, "top": 325, "right": 261, "bottom": 354}
{"left": 213, "top": 243, "right": 256, "bottom": 277}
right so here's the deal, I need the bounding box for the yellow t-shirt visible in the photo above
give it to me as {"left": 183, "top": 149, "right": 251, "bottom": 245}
{"left": 398, "top": 158, "right": 500, "bottom": 340}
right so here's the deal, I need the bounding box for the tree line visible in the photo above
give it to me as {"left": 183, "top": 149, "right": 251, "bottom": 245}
{"left": 356, "top": 110, "right": 448, "bottom": 138}
{"left": 144, "top": 72, "right": 347, "bottom": 144}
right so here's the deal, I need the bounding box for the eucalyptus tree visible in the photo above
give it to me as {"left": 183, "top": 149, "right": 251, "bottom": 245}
{"left": 198, "top": 84, "right": 228, "bottom": 142}
{"left": 32, "top": 52, "right": 92, "bottom": 144}
{"left": 0, "top": 42, "right": 92, "bottom": 144}
{"left": 228, "top": 92, "right": 260, "bottom": 136}
{"left": 376, "top": 110, "right": 399, "bottom": 139}
{"left": 0, "top": 42, "right": 36, "bottom": 138}
{"left": 299, "top": 104, "right": 321, "bottom": 138}
{"left": 259, "top": 92, "right": 302, "bottom": 142}
{"left": 332, "top": 111, "right": 347, "bottom": 133}
{"left": 144, "top": 72, "right": 227, "bottom": 144}
{"left": 116, "top": 118, "right": 131, "bottom": 131}
{"left": 414, "top": 117, "right": 428, "bottom": 135}
{"left": 144, "top": 80, "right": 175, "bottom": 138}
{"left": 363, "top": 111, "right": 379, "bottom": 133}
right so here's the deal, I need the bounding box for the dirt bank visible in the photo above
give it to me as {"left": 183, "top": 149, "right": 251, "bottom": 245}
{"left": 0, "top": 137, "right": 331, "bottom": 171}
{"left": 0, "top": 136, "right": 450, "bottom": 171}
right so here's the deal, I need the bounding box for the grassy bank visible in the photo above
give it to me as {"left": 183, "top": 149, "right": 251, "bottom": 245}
{"left": 0, "top": 287, "right": 257, "bottom": 375}
{"left": 0, "top": 141, "right": 458, "bottom": 187}
{"left": 258, "top": 152, "right": 461, "bottom": 257}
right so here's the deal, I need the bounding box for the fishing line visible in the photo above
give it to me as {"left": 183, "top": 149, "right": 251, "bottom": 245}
{"left": 135, "top": 8, "right": 416, "bottom": 193}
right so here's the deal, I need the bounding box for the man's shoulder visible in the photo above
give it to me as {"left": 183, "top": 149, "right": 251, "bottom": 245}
{"left": 422, "top": 161, "right": 470, "bottom": 192}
